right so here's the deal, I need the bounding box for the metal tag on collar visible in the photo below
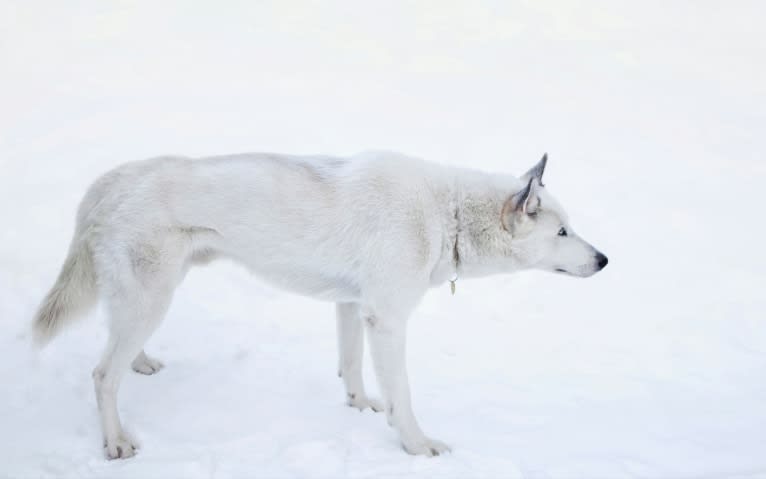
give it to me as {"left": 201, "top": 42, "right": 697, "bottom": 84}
{"left": 449, "top": 274, "right": 458, "bottom": 295}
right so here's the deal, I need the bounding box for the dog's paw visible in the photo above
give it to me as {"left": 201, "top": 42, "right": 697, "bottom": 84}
{"left": 104, "top": 434, "right": 139, "bottom": 460}
{"left": 346, "top": 393, "right": 384, "bottom": 412}
{"left": 402, "top": 437, "right": 451, "bottom": 457}
{"left": 131, "top": 352, "right": 164, "bottom": 375}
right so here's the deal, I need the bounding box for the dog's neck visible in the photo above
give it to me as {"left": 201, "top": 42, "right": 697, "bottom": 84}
{"left": 447, "top": 169, "right": 526, "bottom": 282}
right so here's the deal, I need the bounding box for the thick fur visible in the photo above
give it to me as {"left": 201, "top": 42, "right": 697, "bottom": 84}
{"left": 32, "top": 150, "right": 606, "bottom": 459}
{"left": 33, "top": 239, "right": 97, "bottom": 345}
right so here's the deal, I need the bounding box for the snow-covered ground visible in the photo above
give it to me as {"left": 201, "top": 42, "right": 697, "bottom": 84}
{"left": 2, "top": 1, "right": 765, "bottom": 477}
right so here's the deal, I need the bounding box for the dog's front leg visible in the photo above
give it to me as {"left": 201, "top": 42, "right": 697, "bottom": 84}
{"left": 364, "top": 314, "right": 450, "bottom": 456}
{"left": 336, "top": 302, "right": 384, "bottom": 412}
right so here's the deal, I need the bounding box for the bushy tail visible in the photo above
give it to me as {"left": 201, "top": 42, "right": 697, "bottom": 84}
{"left": 32, "top": 239, "right": 98, "bottom": 346}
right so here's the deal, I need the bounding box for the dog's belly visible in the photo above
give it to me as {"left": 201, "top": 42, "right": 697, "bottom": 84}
{"left": 241, "top": 262, "right": 362, "bottom": 303}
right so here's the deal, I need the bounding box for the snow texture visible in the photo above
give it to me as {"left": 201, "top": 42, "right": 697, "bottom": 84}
{"left": 1, "top": 1, "right": 765, "bottom": 477}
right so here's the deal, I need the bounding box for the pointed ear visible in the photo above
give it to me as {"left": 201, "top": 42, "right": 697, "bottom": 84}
{"left": 502, "top": 177, "right": 541, "bottom": 230}
{"left": 516, "top": 177, "right": 541, "bottom": 215}
{"left": 521, "top": 153, "right": 547, "bottom": 186}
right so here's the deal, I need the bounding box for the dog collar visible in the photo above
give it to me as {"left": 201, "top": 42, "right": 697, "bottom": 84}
{"left": 450, "top": 218, "right": 460, "bottom": 295}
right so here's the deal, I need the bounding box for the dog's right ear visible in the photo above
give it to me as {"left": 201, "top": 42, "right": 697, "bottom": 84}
{"left": 502, "top": 177, "right": 540, "bottom": 231}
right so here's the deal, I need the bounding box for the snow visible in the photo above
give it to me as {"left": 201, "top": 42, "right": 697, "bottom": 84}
{"left": 1, "top": 1, "right": 765, "bottom": 477}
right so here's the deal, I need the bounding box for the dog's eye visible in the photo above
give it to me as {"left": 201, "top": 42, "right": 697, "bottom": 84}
{"left": 558, "top": 227, "right": 567, "bottom": 237}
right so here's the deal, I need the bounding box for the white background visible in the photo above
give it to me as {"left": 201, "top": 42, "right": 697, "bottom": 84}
{"left": 1, "top": 1, "right": 765, "bottom": 477}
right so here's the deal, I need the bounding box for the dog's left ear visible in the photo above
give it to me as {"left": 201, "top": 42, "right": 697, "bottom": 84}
{"left": 521, "top": 153, "right": 547, "bottom": 186}
{"left": 502, "top": 177, "right": 541, "bottom": 231}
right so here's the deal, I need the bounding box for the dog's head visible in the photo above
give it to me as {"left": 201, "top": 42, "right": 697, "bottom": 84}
{"left": 500, "top": 155, "right": 607, "bottom": 277}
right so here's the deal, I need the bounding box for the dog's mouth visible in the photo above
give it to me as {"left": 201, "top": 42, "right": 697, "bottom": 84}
{"left": 554, "top": 267, "right": 595, "bottom": 278}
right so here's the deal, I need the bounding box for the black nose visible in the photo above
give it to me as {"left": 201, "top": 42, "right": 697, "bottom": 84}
{"left": 595, "top": 252, "right": 608, "bottom": 270}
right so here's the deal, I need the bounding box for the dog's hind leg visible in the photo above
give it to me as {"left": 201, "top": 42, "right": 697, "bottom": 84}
{"left": 93, "top": 255, "right": 180, "bottom": 459}
{"left": 336, "top": 302, "right": 383, "bottom": 412}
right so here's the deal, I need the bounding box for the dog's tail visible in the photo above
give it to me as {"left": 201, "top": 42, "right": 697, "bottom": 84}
{"left": 32, "top": 237, "right": 98, "bottom": 346}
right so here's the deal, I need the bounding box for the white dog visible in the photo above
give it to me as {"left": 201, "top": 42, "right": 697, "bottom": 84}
{"left": 33, "top": 151, "right": 607, "bottom": 459}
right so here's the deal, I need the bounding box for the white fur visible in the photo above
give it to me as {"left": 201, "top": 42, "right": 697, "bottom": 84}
{"left": 32, "top": 150, "right": 606, "bottom": 459}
